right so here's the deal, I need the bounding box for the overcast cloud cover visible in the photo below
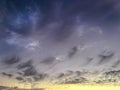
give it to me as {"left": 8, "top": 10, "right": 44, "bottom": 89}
{"left": 0, "top": 0, "right": 120, "bottom": 86}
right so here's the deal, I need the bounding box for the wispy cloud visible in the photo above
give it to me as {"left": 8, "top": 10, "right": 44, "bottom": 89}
{"left": 68, "top": 46, "right": 78, "bottom": 58}
{"left": 40, "top": 57, "right": 56, "bottom": 65}
{"left": 112, "top": 60, "right": 120, "bottom": 68}
{"left": 98, "top": 50, "right": 114, "bottom": 64}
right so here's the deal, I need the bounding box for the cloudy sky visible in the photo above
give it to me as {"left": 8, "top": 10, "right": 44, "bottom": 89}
{"left": 0, "top": 0, "right": 120, "bottom": 87}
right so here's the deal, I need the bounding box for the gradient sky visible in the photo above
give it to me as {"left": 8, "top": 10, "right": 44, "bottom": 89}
{"left": 0, "top": 0, "right": 120, "bottom": 87}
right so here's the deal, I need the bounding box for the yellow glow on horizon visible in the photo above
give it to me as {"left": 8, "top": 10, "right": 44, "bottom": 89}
{"left": 1, "top": 80, "right": 120, "bottom": 90}
{"left": 44, "top": 84, "right": 120, "bottom": 90}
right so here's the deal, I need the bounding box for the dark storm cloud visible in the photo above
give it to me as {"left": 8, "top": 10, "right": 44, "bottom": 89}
{"left": 98, "top": 50, "right": 114, "bottom": 64}
{"left": 1, "top": 72, "right": 13, "bottom": 78}
{"left": 2, "top": 55, "right": 21, "bottom": 65}
{"left": 17, "top": 60, "right": 33, "bottom": 69}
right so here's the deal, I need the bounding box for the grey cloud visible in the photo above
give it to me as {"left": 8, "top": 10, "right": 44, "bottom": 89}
{"left": 112, "top": 60, "right": 120, "bottom": 68}
{"left": 100, "top": 70, "right": 120, "bottom": 83}
{"left": 23, "top": 65, "right": 38, "bottom": 76}
{"left": 0, "top": 0, "right": 120, "bottom": 85}
{"left": 16, "top": 76, "right": 24, "bottom": 81}
{"left": 66, "top": 70, "right": 74, "bottom": 76}
{"left": 56, "top": 70, "right": 74, "bottom": 79}
{"left": 54, "top": 22, "right": 74, "bottom": 42}
{"left": 17, "top": 72, "right": 24, "bottom": 76}
{"left": 60, "top": 77, "right": 88, "bottom": 84}
{"left": 68, "top": 46, "right": 78, "bottom": 58}
{"left": 84, "top": 57, "right": 93, "bottom": 65}
{"left": 2, "top": 55, "right": 21, "bottom": 65}
{"left": 2, "top": 72, "right": 13, "bottom": 78}
{"left": 98, "top": 50, "right": 114, "bottom": 64}
{"left": 17, "top": 60, "right": 33, "bottom": 69}
{"left": 56, "top": 70, "right": 82, "bottom": 79}
{"left": 25, "top": 77, "right": 33, "bottom": 82}
{"left": 40, "top": 57, "right": 56, "bottom": 65}
{"left": 33, "top": 73, "right": 49, "bottom": 82}
{"left": 75, "top": 71, "right": 81, "bottom": 76}
{"left": 56, "top": 73, "right": 65, "bottom": 79}
{"left": 104, "top": 70, "right": 120, "bottom": 76}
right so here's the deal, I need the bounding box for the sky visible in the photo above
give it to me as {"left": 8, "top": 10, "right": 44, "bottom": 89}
{"left": 0, "top": 0, "right": 120, "bottom": 88}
